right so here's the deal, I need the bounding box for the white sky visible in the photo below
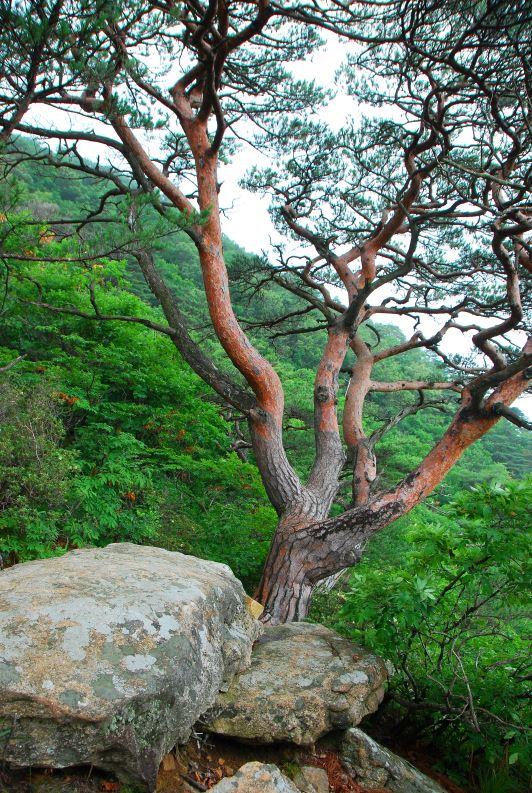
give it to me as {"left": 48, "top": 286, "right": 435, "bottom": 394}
{"left": 219, "top": 34, "right": 350, "bottom": 252}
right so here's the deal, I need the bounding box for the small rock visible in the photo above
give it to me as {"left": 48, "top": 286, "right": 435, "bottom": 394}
{"left": 209, "top": 762, "right": 300, "bottom": 791}
{"left": 203, "top": 623, "right": 387, "bottom": 745}
{"left": 341, "top": 728, "right": 446, "bottom": 792}
{"left": 293, "top": 765, "right": 330, "bottom": 793}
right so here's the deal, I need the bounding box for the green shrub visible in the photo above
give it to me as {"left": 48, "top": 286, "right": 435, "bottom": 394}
{"left": 336, "top": 480, "right": 531, "bottom": 787}
{"left": 0, "top": 378, "right": 78, "bottom": 561}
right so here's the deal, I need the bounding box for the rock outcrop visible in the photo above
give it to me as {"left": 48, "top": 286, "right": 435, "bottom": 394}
{"left": 209, "top": 762, "right": 301, "bottom": 792}
{"left": 341, "top": 728, "right": 446, "bottom": 792}
{"left": 203, "top": 622, "right": 387, "bottom": 745}
{"left": 0, "top": 543, "right": 260, "bottom": 791}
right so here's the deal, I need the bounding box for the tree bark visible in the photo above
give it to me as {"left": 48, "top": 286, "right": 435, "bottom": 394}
{"left": 255, "top": 496, "right": 332, "bottom": 623}
{"left": 257, "top": 360, "right": 531, "bottom": 623}
{"left": 255, "top": 530, "right": 314, "bottom": 624}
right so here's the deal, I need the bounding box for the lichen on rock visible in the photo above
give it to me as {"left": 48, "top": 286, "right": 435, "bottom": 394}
{"left": 341, "top": 728, "right": 446, "bottom": 792}
{"left": 202, "top": 622, "right": 388, "bottom": 745}
{"left": 0, "top": 543, "right": 261, "bottom": 791}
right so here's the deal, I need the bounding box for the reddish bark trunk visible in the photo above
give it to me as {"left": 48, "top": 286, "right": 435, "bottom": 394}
{"left": 256, "top": 510, "right": 372, "bottom": 624}
{"left": 255, "top": 500, "right": 331, "bottom": 623}
{"left": 257, "top": 363, "right": 531, "bottom": 624}
{"left": 256, "top": 534, "right": 314, "bottom": 624}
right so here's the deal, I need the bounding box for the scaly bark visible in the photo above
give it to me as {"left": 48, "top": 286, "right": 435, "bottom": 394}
{"left": 257, "top": 362, "right": 531, "bottom": 623}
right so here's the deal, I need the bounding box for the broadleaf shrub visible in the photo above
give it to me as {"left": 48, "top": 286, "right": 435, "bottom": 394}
{"left": 335, "top": 481, "right": 531, "bottom": 787}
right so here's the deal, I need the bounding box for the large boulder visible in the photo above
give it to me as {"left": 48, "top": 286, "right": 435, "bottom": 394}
{"left": 0, "top": 543, "right": 261, "bottom": 791}
{"left": 341, "top": 728, "right": 446, "bottom": 793}
{"left": 203, "top": 622, "right": 388, "bottom": 745}
{"left": 209, "top": 762, "right": 300, "bottom": 792}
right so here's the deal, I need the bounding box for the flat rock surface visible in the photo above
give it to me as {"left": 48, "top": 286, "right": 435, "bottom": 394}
{"left": 203, "top": 622, "right": 388, "bottom": 745}
{"left": 209, "top": 762, "right": 300, "bottom": 792}
{"left": 341, "top": 728, "right": 446, "bottom": 792}
{"left": 0, "top": 543, "right": 260, "bottom": 791}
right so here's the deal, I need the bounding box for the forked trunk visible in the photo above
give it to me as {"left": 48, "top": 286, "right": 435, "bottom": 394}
{"left": 255, "top": 506, "right": 346, "bottom": 624}
{"left": 255, "top": 367, "right": 532, "bottom": 624}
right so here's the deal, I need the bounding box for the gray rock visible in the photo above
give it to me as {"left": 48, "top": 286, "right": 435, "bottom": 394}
{"left": 341, "top": 728, "right": 446, "bottom": 792}
{"left": 203, "top": 622, "right": 387, "bottom": 745}
{"left": 0, "top": 543, "right": 261, "bottom": 791}
{"left": 209, "top": 762, "right": 300, "bottom": 792}
{"left": 293, "top": 765, "right": 330, "bottom": 793}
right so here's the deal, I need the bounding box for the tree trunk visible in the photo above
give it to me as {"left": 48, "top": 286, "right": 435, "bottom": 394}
{"left": 255, "top": 502, "right": 338, "bottom": 624}
{"left": 256, "top": 364, "right": 532, "bottom": 625}
{"left": 255, "top": 528, "right": 314, "bottom": 623}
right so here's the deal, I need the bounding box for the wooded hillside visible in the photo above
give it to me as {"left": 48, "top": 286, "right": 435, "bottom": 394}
{"left": 1, "top": 152, "right": 528, "bottom": 574}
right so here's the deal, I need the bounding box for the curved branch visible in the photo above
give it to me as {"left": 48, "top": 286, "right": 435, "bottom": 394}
{"left": 0, "top": 354, "right": 26, "bottom": 373}
{"left": 303, "top": 341, "right": 532, "bottom": 581}
{"left": 370, "top": 380, "right": 461, "bottom": 392}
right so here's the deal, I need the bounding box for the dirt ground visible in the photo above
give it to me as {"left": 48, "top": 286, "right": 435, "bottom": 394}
{"left": 0, "top": 730, "right": 466, "bottom": 793}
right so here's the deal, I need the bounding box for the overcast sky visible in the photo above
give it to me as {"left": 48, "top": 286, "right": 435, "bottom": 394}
{"left": 219, "top": 34, "right": 350, "bottom": 253}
